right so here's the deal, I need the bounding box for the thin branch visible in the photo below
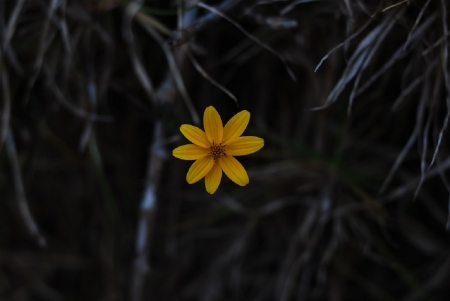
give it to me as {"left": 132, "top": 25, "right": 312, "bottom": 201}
{"left": 24, "top": 0, "right": 59, "bottom": 102}
{"left": 381, "top": 0, "right": 408, "bottom": 12}
{"left": 130, "top": 121, "right": 167, "bottom": 301}
{"left": 5, "top": 130, "right": 47, "bottom": 248}
{"left": 184, "top": 46, "right": 238, "bottom": 105}
{"left": 2, "top": 0, "right": 26, "bottom": 49}
{"left": 136, "top": 12, "right": 200, "bottom": 124}
{"left": 403, "top": 0, "right": 432, "bottom": 51}
{"left": 382, "top": 156, "right": 450, "bottom": 201}
{"left": 123, "top": 1, "right": 159, "bottom": 105}
{"left": 43, "top": 65, "right": 113, "bottom": 122}
{"left": 315, "top": 17, "right": 373, "bottom": 73}
{"left": 196, "top": 1, "right": 297, "bottom": 82}
{"left": 429, "top": 0, "right": 450, "bottom": 169}
{"left": 0, "top": 60, "right": 11, "bottom": 152}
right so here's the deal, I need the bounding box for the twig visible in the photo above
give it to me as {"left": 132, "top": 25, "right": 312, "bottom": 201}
{"left": 184, "top": 46, "right": 238, "bottom": 105}
{"left": 169, "top": 0, "right": 241, "bottom": 47}
{"left": 0, "top": 59, "right": 11, "bottom": 152}
{"left": 428, "top": 0, "right": 450, "bottom": 170}
{"left": 2, "top": 0, "right": 26, "bottom": 49}
{"left": 195, "top": 1, "right": 297, "bottom": 82}
{"left": 24, "top": 0, "right": 59, "bottom": 103}
{"left": 381, "top": 0, "right": 408, "bottom": 12}
{"left": 403, "top": 0, "right": 431, "bottom": 51}
{"left": 131, "top": 121, "right": 166, "bottom": 301}
{"left": 43, "top": 65, "right": 113, "bottom": 122}
{"left": 129, "top": 2, "right": 195, "bottom": 299}
{"left": 136, "top": 12, "right": 200, "bottom": 124}
{"left": 138, "top": 18, "right": 200, "bottom": 124}
{"left": 123, "top": 1, "right": 159, "bottom": 105}
{"left": 315, "top": 16, "right": 373, "bottom": 72}
{"left": 5, "top": 129, "right": 47, "bottom": 248}
{"left": 382, "top": 156, "right": 450, "bottom": 201}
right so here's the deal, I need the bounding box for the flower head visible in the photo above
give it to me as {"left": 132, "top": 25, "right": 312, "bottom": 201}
{"left": 173, "top": 106, "right": 264, "bottom": 194}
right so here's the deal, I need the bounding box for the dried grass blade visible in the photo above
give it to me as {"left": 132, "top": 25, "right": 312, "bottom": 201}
{"left": 137, "top": 17, "right": 200, "bottom": 124}
{"left": 421, "top": 73, "right": 441, "bottom": 177}
{"left": 4, "top": 45, "right": 24, "bottom": 75}
{"left": 429, "top": 0, "right": 450, "bottom": 169}
{"left": 184, "top": 47, "right": 238, "bottom": 105}
{"left": 24, "top": 0, "right": 59, "bottom": 103}
{"left": 79, "top": 71, "right": 98, "bottom": 151}
{"left": 315, "top": 17, "right": 373, "bottom": 72}
{"left": 134, "top": 7, "right": 172, "bottom": 36}
{"left": 343, "top": 0, "right": 354, "bottom": 20}
{"left": 0, "top": 63, "right": 11, "bottom": 152}
{"left": 219, "top": 35, "right": 251, "bottom": 64}
{"left": 2, "top": 0, "right": 25, "bottom": 48}
{"left": 428, "top": 112, "right": 449, "bottom": 170}
{"left": 122, "top": 1, "right": 141, "bottom": 43}
{"left": 348, "top": 14, "right": 400, "bottom": 113}
{"left": 392, "top": 59, "right": 438, "bottom": 110}
{"left": 379, "top": 132, "right": 417, "bottom": 195}
{"left": 383, "top": 157, "right": 450, "bottom": 201}
{"left": 412, "top": 83, "right": 431, "bottom": 199}
{"left": 57, "top": 6, "right": 73, "bottom": 55}
{"left": 314, "top": 19, "right": 392, "bottom": 110}
{"left": 129, "top": 42, "right": 158, "bottom": 105}
{"left": 5, "top": 130, "right": 46, "bottom": 248}
{"left": 43, "top": 65, "right": 113, "bottom": 122}
{"left": 447, "top": 196, "right": 450, "bottom": 230}
{"left": 381, "top": 0, "right": 407, "bottom": 12}
{"left": 88, "top": 133, "right": 119, "bottom": 222}
{"left": 280, "top": 0, "right": 319, "bottom": 15}
{"left": 123, "top": 2, "right": 158, "bottom": 105}
{"left": 356, "top": 14, "right": 436, "bottom": 97}
{"left": 196, "top": 1, "right": 297, "bottom": 82}
{"left": 93, "top": 25, "right": 113, "bottom": 102}
{"left": 439, "top": 0, "right": 450, "bottom": 99}
{"left": 421, "top": 32, "right": 450, "bottom": 56}
{"left": 1, "top": 0, "right": 25, "bottom": 76}
{"left": 33, "top": 0, "right": 59, "bottom": 71}
{"left": 403, "top": 0, "right": 432, "bottom": 50}
{"left": 131, "top": 121, "right": 166, "bottom": 301}
{"left": 313, "top": 218, "right": 341, "bottom": 297}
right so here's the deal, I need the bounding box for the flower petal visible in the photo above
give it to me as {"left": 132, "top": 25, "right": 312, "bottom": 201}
{"left": 186, "top": 156, "right": 214, "bottom": 184}
{"left": 204, "top": 106, "right": 223, "bottom": 144}
{"left": 219, "top": 155, "right": 249, "bottom": 186}
{"left": 222, "top": 110, "right": 250, "bottom": 144}
{"left": 205, "top": 162, "right": 222, "bottom": 194}
{"left": 180, "top": 125, "right": 210, "bottom": 148}
{"left": 173, "top": 144, "right": 209, "bottom": 160}
{"left": 226, "top": 136, "right": 264, "bottom": 156}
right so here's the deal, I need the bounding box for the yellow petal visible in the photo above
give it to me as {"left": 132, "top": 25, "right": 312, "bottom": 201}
{"left": 180, "top": 125, "right": 210, "bottom": 148}
{"left": 203, "top": 106, "right": 223, "bottom": 144}
{"left": 219, "top": 155, "right": 249, "bottom": 186}
{"left": 205, "top": 162, "right": 222, "bottom": 194}
{"left": 226, "top": 136, "right": 264, "bottom": 156}
{"left": 173, "top": 144, "right": 209, "bottom": 160}
{"left": 222, "top": 110, "right": 250, "bottom": 144}
{"left": 186, "top": 156, "right": 214, "bottom": 184}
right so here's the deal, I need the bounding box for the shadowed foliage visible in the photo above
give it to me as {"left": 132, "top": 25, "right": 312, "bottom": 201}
{"left": 1, "top": 0, "right": 450, "bottom": 300}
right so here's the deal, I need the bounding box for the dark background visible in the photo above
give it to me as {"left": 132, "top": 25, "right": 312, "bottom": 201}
{"left": 1, "top": 0, "right": 450, "bottom": 300}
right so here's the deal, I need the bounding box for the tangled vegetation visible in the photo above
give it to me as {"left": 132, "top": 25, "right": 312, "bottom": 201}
{"left": 1, "top": 0, "right": 450, "bottom": 300}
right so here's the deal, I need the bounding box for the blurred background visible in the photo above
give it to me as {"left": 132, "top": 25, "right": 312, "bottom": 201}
{"left": 1, "top": 0, "right": 450, "bottom": 300}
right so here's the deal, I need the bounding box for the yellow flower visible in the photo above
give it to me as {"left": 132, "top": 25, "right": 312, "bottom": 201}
{"left": 173, "top": 106, "right": 264, "bottom": 194}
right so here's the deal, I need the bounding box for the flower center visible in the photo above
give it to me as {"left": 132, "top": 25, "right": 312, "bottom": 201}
{"left": 209, "top": 143, "right": 226, "bottom": 160}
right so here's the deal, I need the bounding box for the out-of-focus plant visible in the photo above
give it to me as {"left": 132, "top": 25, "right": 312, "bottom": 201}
{"left": 1, "top": 1, "right": 450, "bottom": 301}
